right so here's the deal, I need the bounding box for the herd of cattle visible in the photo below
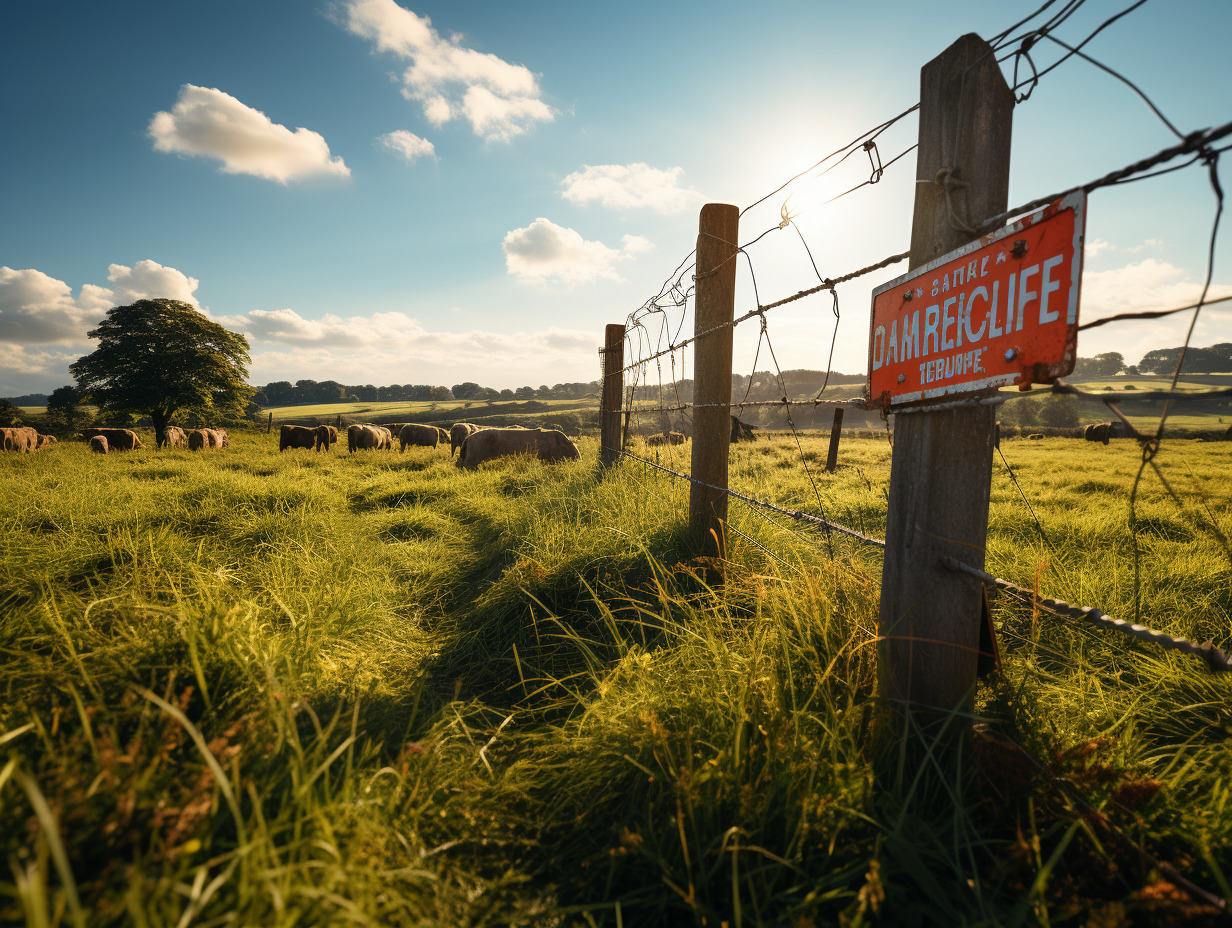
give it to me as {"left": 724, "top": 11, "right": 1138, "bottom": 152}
{"left": 1, "top": 419, "right": 580, "bottom": 469}
{"left": 280, "top": 421, "right": 580, "bottom": 468}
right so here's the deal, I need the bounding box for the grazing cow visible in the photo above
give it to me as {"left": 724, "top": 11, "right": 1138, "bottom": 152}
{"left": 450, "top": 422, "right": 482, "bottom": 456}
{"left": 347, "top": 423, "right": 384, "bottom": 452}
{"left": 280, "top": 424, "right": 317, "bottom": 452}
{"left": 399, "top": 423, "right": 440, "bottom": 450}
{"left": 314, "top": 425, "right": 338, "bottom": 451}
{"left": 187, "top": 428, "right": 224, "bottom": 451}
{"left": 1084, "top": 422, "right": 1114, "bottom": 445}
{"left": 35, "top": 434, "right": 57, "bottom": 449}
{"left": 161, "top": 426, "right": 188, "bottom": 448}
{"left": 456, "top": 427, "right": 580, "bottom": 469}
{"left": 89, "top": 435, "right": 109, "bottom": 454}
{"left": 730, "top": 416, "right": 757, "bottom": 443}
{"left": 436, "top": 427, "right": 450, "bottom": 444}
{"left": 82, "top": 427, "right": 143, "bottom": 450}
{"left": 2, "top": 427, "right": 37, "bottom": 452}
{"left": 647, "top": 431, "right": 685, "bottom": 446}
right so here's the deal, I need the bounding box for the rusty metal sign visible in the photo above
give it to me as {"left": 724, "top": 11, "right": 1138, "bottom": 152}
{"left": 868, "top": 191, "right": 1086, "bottom": 409}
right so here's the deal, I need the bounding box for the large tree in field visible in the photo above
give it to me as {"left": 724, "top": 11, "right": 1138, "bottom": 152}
{"left": 70, "top": 299, "right": 254, "bottom": 447}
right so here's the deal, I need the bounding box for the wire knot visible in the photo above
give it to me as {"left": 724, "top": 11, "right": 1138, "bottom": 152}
{"left": 935, "top": 167, "right": 977, "bottom": 234}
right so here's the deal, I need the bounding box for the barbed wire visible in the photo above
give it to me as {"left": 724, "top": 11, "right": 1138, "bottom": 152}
{"left": 608, "top": 0, "right": 1229, "bottom": 684}
{"left": 943, "top": 556, "right": 1232, "bottom": 672}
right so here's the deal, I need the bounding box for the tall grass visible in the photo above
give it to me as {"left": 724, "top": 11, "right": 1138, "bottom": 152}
{"left": 1, "top": 431, "right": 1228, "bottom": 925}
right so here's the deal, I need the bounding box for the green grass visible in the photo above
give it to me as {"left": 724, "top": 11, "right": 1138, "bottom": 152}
{"left": 1, "top": 430, "right": 1229, "bottom": 925}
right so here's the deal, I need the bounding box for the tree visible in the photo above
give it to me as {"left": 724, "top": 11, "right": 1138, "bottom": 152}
{"left": 1072, "top": 352, "right": 1125, "bottom": 378}
{"left": 1036, "top": 395, "right": 1080, "bottom": 428}
{"left": 70, "top": 299, "right": 254, "bottom": 447}
{"left": 0, "top": 398, "right": 21, "bottom": 427}
{"left": 45, "top": 385, "right": 85, "bottom": 430}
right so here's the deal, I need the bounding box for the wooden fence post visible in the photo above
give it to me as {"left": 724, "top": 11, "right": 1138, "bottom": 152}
{"left": 600, "top": 323, "right": 625, "bottom": 466}
{"left": 877, "top": 34, "right": 1012, "bottom": 722}
{"left": 266, "top": 412, "right": 273, "bottom": 434}
{"left": 826, "top": 406, "right": 845, "bottom": 472}
{"left": 689, "top": 203, "right": 739, "bottom": 556}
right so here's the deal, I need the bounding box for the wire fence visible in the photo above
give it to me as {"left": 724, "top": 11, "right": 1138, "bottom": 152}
{"left": 601, "top": 4, "right": 1231, "bottom": 676}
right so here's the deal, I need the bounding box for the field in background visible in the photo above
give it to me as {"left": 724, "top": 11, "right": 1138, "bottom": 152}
{"left": 1, "top": 431, "right": 1229, "bottom": 925}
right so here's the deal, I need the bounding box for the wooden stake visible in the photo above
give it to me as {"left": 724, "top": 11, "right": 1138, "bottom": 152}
{"left": 826, "top": 406, "right": 845, "bottom": 473}
{"left": 689, "top": 203, "right": 739, "bottom": 556}
{"left": 878, "top": 34, "right": 1012, "bottom": 718}
{"left": 600, "top": 323, "right": 625, "bottom": 466}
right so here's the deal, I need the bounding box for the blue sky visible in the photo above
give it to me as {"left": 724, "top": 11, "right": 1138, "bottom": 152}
{"left": 2, "top": 0, "right": 1230, "bottom": 395}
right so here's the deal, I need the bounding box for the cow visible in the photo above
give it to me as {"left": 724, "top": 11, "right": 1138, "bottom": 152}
{"left": 730, "top": 416, "right": 757, "bottom": 443}
{"left": 647, "top": 431, "right": 686, "bottom": 446}
{"left": 399, "top": 423, "right": 440, "bottom": 450}
{"left": 373, "top": 426, "right": 393, "bottom": 450}
{"left": 456, "top": 427, "right": 580, "bottom": 470}
{"left": 280, "top": 424, "right": 317, "bottom": 452}
{"left": 314, "top": 425, "right": 338, "bottom": 451}
{"left": 450, "top": 422, "right": 482, "bottom": 457}
{"left": 436, "top": 427, "right": 450, "bottom": 444}
{"left": 35, "top": 434, "right": 57, "bottom": 449}
{"left": 161, "top": 426, "right": 188, "bottom": 448}
{"left": 2, "top": 427, "right": 38, "bottom": 452}
{"left": 89, "top": 435, "right": 109, "bottom": 454}
{"left": 1084, "top": 422, "right": 1114, "bottom": 445}
{"left": 1028, "top": 433, "right": 1045, "bottom": 440}
{"left": 187, "top": 428, "right": 225, "bottom": 451}
{"left": 82, "top": 427, "right": 143, "bottom": 450}
{"left": 347, "top": 423, "right": 384, "bottom": 452}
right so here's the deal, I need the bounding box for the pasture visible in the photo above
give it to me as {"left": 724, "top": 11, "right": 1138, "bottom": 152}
{"left": 1, "top": 430, "right": 1229, "bottom": 925}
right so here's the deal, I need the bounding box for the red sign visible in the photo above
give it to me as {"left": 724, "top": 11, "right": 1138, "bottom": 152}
{"left": 868, "top": 192, "right": 1086, "bottom": 409}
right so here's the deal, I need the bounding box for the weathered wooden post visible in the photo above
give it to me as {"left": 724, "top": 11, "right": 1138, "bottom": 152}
{"left": 267, "top": 412, "right": 273, "bottom": 434}
{"left": 600, "top": 323, "right": 625, "bottom": 466}
{"left": 877, "top": 35, "right": 1012, "bottom": 721}
{"left": 826, "top": 406, "right": 845, "bottom": 472}
{"left": 689, "top": 203, "right": 739, "bottom": 556}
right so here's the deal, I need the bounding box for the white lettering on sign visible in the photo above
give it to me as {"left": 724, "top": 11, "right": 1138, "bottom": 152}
{"left": 872, "top": 253, "right": 1062, "bottom": 370}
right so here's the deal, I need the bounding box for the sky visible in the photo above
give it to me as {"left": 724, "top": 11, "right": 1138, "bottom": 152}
{"left": 2, "top": 0, "right": 1230, "bottom": 397}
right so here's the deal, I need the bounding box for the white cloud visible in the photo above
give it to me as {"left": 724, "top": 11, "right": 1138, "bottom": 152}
{"left": 0, "top": 261, "right": 199, "bottom": 349}
{"left": 0, "top": 263, "right": 609, "bottom": 395}
{"left": 1084, "top": 238, "right": 1113, "bottom": 259}
{"left": 1077, "top": 257, "right": 1232, "bottom": 363}
{"left": 561, "top": 163, "right": 703, "bottom": 214}
{"left": 0, "top": 261, "right": 206, "bottom": 394}
{"left": 344, "top": 0, "right": 554, "bottom": 142}
{"left": 1082, "top": 258, "right": 1232, "bottom": 322}
{"left": 378, "top": 129, "right": 436, "bottom": 163}
{"left": 1127, "top": 238, "right": 1164, "bottom": 254}
{"left": 104, "top": 260, "right": 201, "bottom": 307}
{"left": 502, "top": 218, "right": 650, "bottom": 285}
{"left": 219, "top": 307, "right": 598, "bottom": 387}
{"left": 0, "top": 268, "right": 100, "bottom": 344}
{"left": 149, "top": 85, "right": 350, "bottom": 183}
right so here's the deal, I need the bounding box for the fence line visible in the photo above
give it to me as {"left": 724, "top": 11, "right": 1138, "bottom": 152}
{"left": 601, "top": 9, "right": 1229, "bottom": 686}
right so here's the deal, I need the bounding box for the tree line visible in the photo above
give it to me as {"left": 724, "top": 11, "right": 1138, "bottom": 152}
{"left": 253, "top": 379, "right": 603, "bottom": 407}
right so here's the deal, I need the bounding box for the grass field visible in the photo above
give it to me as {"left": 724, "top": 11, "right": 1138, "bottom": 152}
{"left": 1, "top": 430, "right": 1230, "bottom": 925}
